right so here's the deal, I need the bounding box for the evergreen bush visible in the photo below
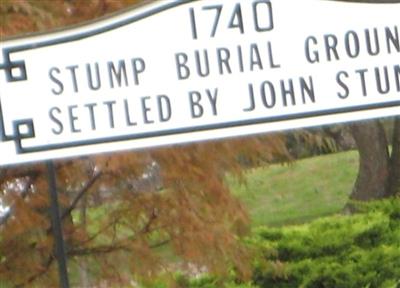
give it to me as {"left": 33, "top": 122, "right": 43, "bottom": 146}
{"left": 251, "top": 198, "right": 400, "bottom": 288}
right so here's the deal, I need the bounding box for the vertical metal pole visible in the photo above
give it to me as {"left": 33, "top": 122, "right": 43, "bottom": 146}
{"left": 47, "top": 161, "right": 70, "bottom": 288}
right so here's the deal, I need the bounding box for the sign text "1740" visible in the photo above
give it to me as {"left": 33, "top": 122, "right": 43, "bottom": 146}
{"left": 189, "top": 0, "right": 274, "bottom": 40}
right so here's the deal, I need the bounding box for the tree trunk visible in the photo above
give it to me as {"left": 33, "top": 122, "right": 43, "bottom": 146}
{"left": 350, "top": 120, "right": 391, "bottom": 201}
{"left": 389, "top": 117, "right": 400, "bottom": 196}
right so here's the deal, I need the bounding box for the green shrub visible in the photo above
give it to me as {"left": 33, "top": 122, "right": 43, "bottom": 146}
{"left": 175, "top": 199, "right": 400, "bottom": 288}
{"left": 173, "top": 274, "right": 258, "bottom": 288}
{"left": 250, "top": 198, "right": 400, "bottom": 288}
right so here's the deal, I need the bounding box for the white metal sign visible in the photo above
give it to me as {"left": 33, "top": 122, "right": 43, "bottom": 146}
{"left": 0, "top": 0, "right": 399, "bottom": 166}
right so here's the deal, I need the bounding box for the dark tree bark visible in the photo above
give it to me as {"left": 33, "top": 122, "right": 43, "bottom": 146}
{"left": 389, "top": 118, "right": 400, "bottom": 196}
{"left": 344, "top": 0, "right": 400, "bottom": 205}
{"left": 341, "top": 0, "right": 400, "bottom": 205}
{"left": 350, "top": 120, "right": 391, "bottom": 201}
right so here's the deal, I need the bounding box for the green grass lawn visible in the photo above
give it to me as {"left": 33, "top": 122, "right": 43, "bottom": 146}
{"left": 229, "top": 150, "right": 359, "bottom": 227}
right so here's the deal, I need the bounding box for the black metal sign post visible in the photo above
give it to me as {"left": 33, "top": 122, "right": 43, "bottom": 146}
{"left": 46, "top": 161, "right": 70, "bottom": 288}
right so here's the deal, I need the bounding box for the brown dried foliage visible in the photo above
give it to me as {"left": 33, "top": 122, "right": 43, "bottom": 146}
{"left": 0, "top": 1, "right": 289, "bottom": 286}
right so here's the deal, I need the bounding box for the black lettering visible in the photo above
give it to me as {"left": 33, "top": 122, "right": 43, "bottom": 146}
{"left": 66, "top": 65, "right": 79, "bottom": 93}
{"left": 189, "top": 91, "right": 204, "bottom": 118}
{"left": 86, "top": 63, "right": 101, "bottom": 90}
{"left": 365, "top": 28, "right": 380, "bottom": 56}
{"left": 300, "top": 77, "right": 315, "bottom": 103}
{"left": 253, "top": 0, "right": 274, "bottom": 32}
{"left": 141, "top": 96, "right": 154, "bottom": 124}
{"left": 250, "top": 44, "right": 263, "bottom": 71}
{"left": 49, "top": 107, "right": 63, "bottom": 135}
{"left": 85, "top": 103, "right": 97, "bottom": 130}
{"left": 228, "top": 3, "right": 244, "bottom": 34}
{"left": 203, "top": 5, "right": 223, "bottom": 37}
{"left": 157, "top": 95, "right": 172, "bottom": 122}
{"left": 104, "top": 100, "right": 116, "bottom": 128}
{"left": 261, "top": 81, "right": 276, "bottom": 108}
{"left": 324, "top": 34, "right": 339, "bottom": 61}
{"left": 345, "top": 31, "right": 360, "bottom": 58}
{"left": 375, "top": 66, "right": 390, "bottom": 94}
{"left": 49, "top": 67, "right": 64, "bottom": 95}
{"left": 175, "top": 53, "right": 190, "bottom": 80}
{"left": 68, "top": 105, "right": 81, "bottom": 133}
{"left": 124, "top": 99, "right": 137, "bottom": 126}
{"left": 386, "top": 26, "right": 399, "bottom": 53}
{"left": 395, "top": 65, "right": 400, "bottom": 92}
{"left": 217, "top": 48, "right": 232, "bottom": 75}
{"left": 336, "top": 71, "right": 349, "bottom": 99}
{"left": 237, "top": 46, "right": 245, "bottom": 72}
{"left": 189, "top": 8, "right": 198, "bottom": 40}
{"left": 206, "top": 89, "right": 218, "bottom": 116}
{"left": 108, "top": 60, "right": 128, "bottom": 88}
{"left": 244, "top": 84, "right": 256, "bottom": 112}
{"left": 356, "top": 69, "right": 368, "bottom": 96}
{"left": 195, "top": 50, "right": 210, "bottom": 77}
{"left": 281, "top": 79, "right": 295, "bottom": 106}
{"left": 267, "top": 42, "right": 280, "bottom": 68}
{"left": 131, "top": 58, "right": 146, "bottom": 85}
{"left": 305, "top": 36, "right": 319, "bottom": 63}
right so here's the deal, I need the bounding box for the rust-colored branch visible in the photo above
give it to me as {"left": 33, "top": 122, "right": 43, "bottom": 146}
{"left": 44, "top": 170, "right": 102, "bottom": 235}
{"left": 61, "top": 170, "right": 102, "bottom": 221}
{"left": 69, "top": 244, "right": 129, "bottom": 256}
{"left": 16, "top": 255, "right": 54, "bottom": 288}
